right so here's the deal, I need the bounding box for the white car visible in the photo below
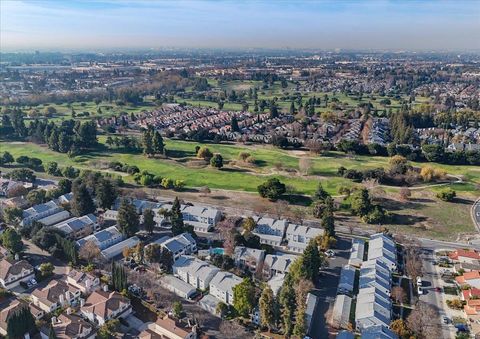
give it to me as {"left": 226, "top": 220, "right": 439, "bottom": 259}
{"left": 325, "top": 250, "right": 335, "bottom": 257}
{"left": 417, "top": 277, "right": 422, "bottom": 286}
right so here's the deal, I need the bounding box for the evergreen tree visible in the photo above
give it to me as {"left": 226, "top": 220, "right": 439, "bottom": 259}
{"left": 259, "top": 286, "right": 277, "bottom": 331}
{"left": 96, "top": 179, "right": 117, "bottom": 210}
{"left": 232, "top": 277, "right": 256, "bottom": 317}
{"left": 1, "top": 228, "right": 23, "bottom": 254}
{"left": 48, "top": 128, "right": 59, "bottom": 152}
{"left": 171, "top": 197, "right": 185, "bottom": 235}
{"left": 210, "top": 153, "right": 224, "bottom": 169}
{"left": 300, "top": 240, "right": 321, "bottom": 282}
{"left": 7, "top": 307, "right": 36, "bottom": 339}
{"left": 111, "top": 262, "right": 128, "bottom": 292}
{"left": 279, "top": 274, "right": 296, "bottom": 336}
{"left": 289, "top": 101, "right": 295, "bottom": 115}
{"left": 142, "top": 126, "right": 154, "bottom": 156}
{"left": 313, "top": 182, "right": 330, "bottom": 202}
{"left": 71, "top": 182, "right": 95, "bottom": 217}
{"left": 231, "top": 116, "right": 240, "bottom": 132}
{"left": 117, "top": 199, "right": 139, "bottom": 237}
{"left": 48, "top": 323, "right": 57, "bottom": 339}
{"left": 152, "top": 130, "right": 164, "bottom": 155}
{"left": 143, "top": 209, "right": 155, "bottom": 235}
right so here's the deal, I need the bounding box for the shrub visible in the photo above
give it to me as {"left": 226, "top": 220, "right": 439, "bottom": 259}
{"left": 436, "top": 188, "right": 456, "bottom": 202}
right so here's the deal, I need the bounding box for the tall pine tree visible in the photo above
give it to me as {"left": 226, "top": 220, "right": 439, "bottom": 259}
{"left": 171, "top": 197, "right": 185, "bottom": 235}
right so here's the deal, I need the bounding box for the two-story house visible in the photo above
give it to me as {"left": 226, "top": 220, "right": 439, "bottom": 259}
{"left": 173, "top": 255, "right": 220, "bottom": 291}
{"left": 0, "top": 257, "right": 35, "bottom": 290}
{"left": 80, "top": 287, "right": 132, "bottom": 326}
{"left": 66, "top": 269, "right": 100, "bottom": 294}
{"left": 76, "top": 226, "right": 124, "bottom": 251}
{"left": 157, "top": 233, "right": 197, "bottom": 261}
{"left": 252, "top": 217, "right": 288, "bottom": 247}
{"left": 53, "top": 214, "right": 99, "bottom": 240}
{"left": 31, "top": 280, "right": 81, "bottom": 313}
{"left": 209, "top": 271, "right": 242, "bottom": 306}
{"left": 140, "top": 316, "right": 197, "bottom": 339}
{"left": 42, "top": 311, "right": 95, "bottom": 339}
{"left": 284, "top": 224, "right": 323, "bottom": 253}
{"left": 21, "top": 200, "right": 63, "bottom": 226}
{"left": 233, "top": 246, "right": 265, "bottom": 273}
{"left": 182, "top": 205, "right": 221, "bottom": 233}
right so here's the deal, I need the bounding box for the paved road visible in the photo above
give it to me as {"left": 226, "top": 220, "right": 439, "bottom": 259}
{"left": 471, "top": 197, "right": 480, "bottom": 233}
{"left": 23, "top": 238, "right": 68, "bottom": 275}
{"left": 309, "top": 236, "right": 351, "bottom": 339}
{"left": 419, "top": 250, "right": 455, "bottom": 339}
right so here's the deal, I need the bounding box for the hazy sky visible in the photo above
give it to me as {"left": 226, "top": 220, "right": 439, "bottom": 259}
{"left": 1, "top": 0, "right": 479, "bottom": 51}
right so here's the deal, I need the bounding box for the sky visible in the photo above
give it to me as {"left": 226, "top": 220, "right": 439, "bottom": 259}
{"left": 1, "top": 0, "right": 479, "bottom": 52}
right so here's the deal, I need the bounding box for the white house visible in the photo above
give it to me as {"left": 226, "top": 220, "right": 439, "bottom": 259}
{"left": 173, "top": 255, "right": 220, "bottom": 290}
{"left": 233, "top": 246, "right": 265, "bottom": 273}
{"left": 160, "top": 275, "right": 198, "bottom": 299}
{"left": 182, "top": 205, "right": 221, "bottom": 233}
{"left": 76, "top": 226, "right": 124, "bottom": 250}
{"left": 367, "top": 233, "right": 397, "bottom": 271}
{"left": 21, "top": 200, "right": 62, "bottom": 226}
{"left": 53, "top": 214, "right": 99, "bottom": 240}
{"left": 158, "top": 233, "right": 197, "bottom": 260}
{"left": 263, "top": 253, "right": 298, "bottom": 278}
{"left": 80, "top": 287, "right": 132, "bottom": 326}
{"left": 285, "top": 224, "right": 323, "bottom": 253}
{"left": 0, "top": 257, "right": 35, "bottom": 290}
{"left": 355, "top": 286, "right": 392, "bottom": 331}
{"left": 252, "top": 217, "right": 288, "bottom": 247}
{"left": 338, "top": 265, "right": 356, "bottom": 294}
{"left": 209, "top": 271, "right": 242, "bottom": 306}
{"left": 101, "top": 236, "right": 140, "bottom": 260}
{"left": 37, "top": 210, "right": 71, "bottom": 226}
{"left": 360, "top": 259, "right": 392, "bottom": 296}
{"left": 332, "top": 294, "right": 353, "bottom": 329}
{"left": 348, "top": 238, "right": 365, "bottom": 267}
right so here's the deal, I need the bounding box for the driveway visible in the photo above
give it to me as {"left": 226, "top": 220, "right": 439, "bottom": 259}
{"left": 22, "top": 238, "right": 68, "bottom": 275}
{"left": 309, "top": 236, "right": 351, "bottom": 338}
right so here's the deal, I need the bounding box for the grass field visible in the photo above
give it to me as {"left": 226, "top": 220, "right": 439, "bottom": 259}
{"left": 2, "top": 139, "right": 479, "bottom": 196}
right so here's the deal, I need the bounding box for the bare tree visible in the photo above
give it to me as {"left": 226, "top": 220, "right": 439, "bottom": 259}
{"left": 399, "top": 187, "right": 411, "bottom": 201}
{"left": 217, "top": 218, "right": 237, "bottom": 256}
{"left": 407, "top": 301, "right": 441, "bottom": 338}
{"left": 405, "top": 244, "right": 423, "bottom": 283}
{"left": 79, "top": 240, "right": 101, "bottom": 264}
{"left": 298, "top": 157, "right": 312, "bottom": 176}
{"left": 391, "top": 286, "right": 407, "bottom": 304}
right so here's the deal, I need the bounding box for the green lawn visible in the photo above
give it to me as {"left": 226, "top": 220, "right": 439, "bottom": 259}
{"left": 2, "top": 139, "right": 479, "bottom": 196}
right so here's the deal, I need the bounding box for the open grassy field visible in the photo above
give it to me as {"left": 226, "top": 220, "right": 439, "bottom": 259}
{"left": 2, "top": 139, "right": 479, "bottom": 196}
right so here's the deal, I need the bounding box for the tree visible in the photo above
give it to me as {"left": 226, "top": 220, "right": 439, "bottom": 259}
{"left": 96, "top": 179, "right": 117, "bottom": 210}
{"left": 390, "top": 319, "right": 412, "bottom": 338}
{"left": 257, "top": 178, "right": 286, "bottom": 201}
{"left": 232, "top": 277, "right": 256, "bottom": 317}
{"left": 293, "top": 279, "right": 314, "bottom": 338}
{"left": 172, "top": 301, "right": 183, "bottom": 318}
{"left": 58, "top": 178, "right": 72, "bottom": 194}
{"left": 436, "top": 188, "right": 456, "bottom": 202}
{"left": 314, "top": 182, "right": 330, "bottom": 202}
{"left": 242, "top": 217, "right": 256, "bottom": 235}
{"left": 143, "top": 209, "right": 155, "bottom": 235}
{"left": 45, "top": 161, "right": 60, "bottom": 176}
{"left": 389, "top": 155, "right": 410, "bottom": 175}
{"left": 407, "top": 301, "right": 441, "bottom": 338}
{"left": 1, "top": 151, "right": 14, "bottom": 165}
{"left": 259, "top": 286, "right": 277, "bottom": 331}
{"left": 216, "top": 302, "right": 228, "bottom": 318}
{"left": 48, "top": 323, "right": 57, "bottom": 339}
{"left": 2, "top": 228, "right": 23, "bottom": 254}
{"left": 231, "top": 116, "right": 240, "bottom": 132}
{"left": 170, "top": 197, "right": 185, "bottom": 235}
{"left": 279, "top": 274, "right": 296, "bottom": 336}
{"left": 117, "top": 199, "right": 139, "bottom": 237}
{"left": 391, "top": 286, "right": 407, "bottom": 304}
{"left": 111, "top": 262, "right": 127, "bottom": 292}
{"left": 399, "top": 187, "right": 411, "bottom": 201}
{"left": 295, "top": 240, "right": 322, "bottom": 282}
{"left": 79, "top": 240, "right": 101, "bottom": 264}
{"left": 350, "top": 188, "right": 372, "bottom": 217}
{"left": 71, "top": 182, "right": 95, "bottom": 217}
{"left": 197, "top": 146, "right": 213, "bottom": 160}
{"left": 210, "top": 153, "right": 224, "bottom": 169}
{"left": 39, "top": 262, "right": 54, "bottom": 278}
{"left": 152, "top": 130, "right": 164, "bottom": 155}
{"left": 142, "top": 126, "right": 154, "bottom": 157}
{"left": 6, "top": 306, "right": 36, "bottom": 339}
{"left": 26, "top": 189, "right": 46, "bottom": 205}
{"left": 97, "top": 319, "right": 120, "bottom": 339}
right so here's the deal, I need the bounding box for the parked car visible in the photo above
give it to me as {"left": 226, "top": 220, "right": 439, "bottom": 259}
{"left": 325, "top": 249, "right": 335, "bottom": 257}
{"left": 455, "top": 323, "right": 469, "bottom": 332}
{"left": 417, "top": 277, "right": 422, "bottom": 286}
{"left": 442, "top": 316, "right": 449, "bottom": 324}
{"left": 417, "top": 286, "right": 423, "bottom": 295}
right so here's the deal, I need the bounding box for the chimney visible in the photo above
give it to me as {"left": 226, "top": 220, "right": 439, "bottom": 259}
{"left": 14, "top": 253, "right": 19, "bottom": 261}
{"left": 59, "top": 294, "right": 65, "bottom": 305}
{"left": 51, "top": 317, "right": 57, "bottom": 325}
{"left": 85, "top": 279, "right": 91, "bottom": 290}
{"left": 80, "top": 298, "right": 85, "bottom": 307}
{"left": 66, "top": 307, "right": 72, "bottom": 315}
{"left": 103, "top": 284, "right": 109, "bottom": 292}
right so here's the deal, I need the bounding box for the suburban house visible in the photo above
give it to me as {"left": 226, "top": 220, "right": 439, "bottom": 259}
{"left": 355, "top": 286, "right": 392, "bottom": 331}
{"left": 31, "top": 280, "right": 82, "bottom": 313}
{"left": 263, "top": 253, "right": 298, "bottom": 278}
{"left": 80, "top": 287, "right": 132, "bottom": 326}
{"left": 305, "top": 292, "right": 318, "bottom": 336}
{"left": 359, "top": 259, "right": 392, "bottom": 296}
{"left": 66, "top": 269, "right": 100, "bottom": 294}
{"left": 234, "top": 246, "right": 266, "bottom": 273}
{"left": 101, "top": 236, "right": 140, "bottom": 260}
{"left": 461, "top": 287, "right": 480, "bottom": 315}
{"left": 284, "top": 224, "right": 323, "bottom": 253}
{"left": 56, "top": 193, "right": 73, "bottom": 205}
{"left": 338, "top": 265, "right": 356, "bottom": 294}
{"left": 139, "top": 316, "right": 197, "bottom": 339}
{"left": 209, "top": 271, "right": 243, "bottom": 306}
{"left": 182, "top": 205, "right": 221, "bottom": 233}
{"left": 449, "top": 249, "right": 480, "bottom": 263}
{"left": 53, "top": 214, "right": 99, "bottom": 240}
{"left": 42, "top": 312, "right": 95, "bottom": 339}
{"left": 332, "top": 294, "right": 353, "bottom": 329}
{"left": 348, "top": 238, "right": 365, "bottom": 267}
{"left": 76, "top": 226, "right": 124, "bottom": 250}
{"left": 0, "top": 257, "right": 35, "bottom": 290}
{"left": 1, "top": 196, "right": 29, "bottom": 209}
{"left": 158, "top": 233, "right": 197, "bottom": 260}
{"left": 367, "top": 233, "right": 397, "bottom": 271}
{"left": 361, "top": 325, "right": 398, "bottom": 339}
{"left": 173, "top": 255, "right": 220, "bottom": 290}
{"left": 160, "top": 275, "right": 198, "bottom": 299}
{"left": 252, "top": 217, "right": 288, "bottom": 247}
{"left": 21, "top": 200, "right": 63, "bottom": 226}
{"left": 456, "top": 271, "right": 480, "bottom": 289}
{"left": 37, "top": 210, "right": 71, "bottom": 226}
